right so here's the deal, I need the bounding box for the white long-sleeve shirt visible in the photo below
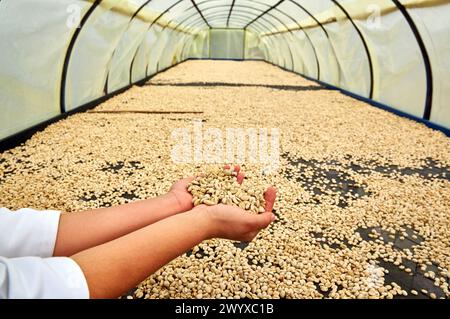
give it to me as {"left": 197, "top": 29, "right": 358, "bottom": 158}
{"left": 0, "top": 208, "right": 89, "bottom": 299}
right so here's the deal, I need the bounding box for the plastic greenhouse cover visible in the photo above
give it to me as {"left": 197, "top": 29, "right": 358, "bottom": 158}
{"left": 0, "top": 0, "right": 91, "bottom": 139}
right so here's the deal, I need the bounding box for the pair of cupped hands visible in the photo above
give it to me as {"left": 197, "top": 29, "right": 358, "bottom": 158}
{"left": 169, "top": 165, "right": 277, "bottom": 242}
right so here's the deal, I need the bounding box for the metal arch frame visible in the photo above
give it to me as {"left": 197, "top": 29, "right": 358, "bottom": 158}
{"left": 58, "top": 0, "right": 430, "bottom": 121}
{"left": 187, "top": 14, "right": 269, "bottom": 33}
{"left": 200, "top": 2, "right": 311, "bottom": 70}
{"left": 165, "top": 3, "right": 285, "bottom": 32}
{"left": 244, "top": 0, "right": 285, "bottom": 29}
{"left": 264, "top": 33, "right": 293, "bottom": 70}
{"left": 226, "top": 0, "right": 237, "bottom": 27}
{"left": 288, "top": 0, "right": 432, "bottom": 118}
{"left": 262, "top": 1, "right": 370, "bottom": 97}
{"left": 181, "top": 10, "right": 280, "bottom": 33}
{"left": 163, "top": 10, "right": 270, "bottom": 63}
{"left": 105, "top": 0, "right": 154, "bottom": 94}
{"left": 174, "top": 9, "right": 261, "bottom": 30}
{"left": 190, "top": 0, "right": 211, "bottom": 28}
{"left": 161, "top": 6, "right": 270, "bottom": 32}
{"left": 128, "top": 0, "right": 187, "bottom": 84}
{"left": 140, "top": 28, "right": 198, "bottom": 78}
{"left": 231, "top": 1, "right": 314, "bottom": 71}
{"left": 147, "top": 1, "right": 189, "bottom": 30}
{"left": 116, "top": 0, "right": 288, "bottom": 93}
{"left": 167, "top": 13, "right": 274, "bottom": 62}
{"left": 166, "top": 3, "right": 297, "bottom": 67}
{"left": 176, "top": 15, "right": 295, "bottom": 68}
{"left": 160, "top": 0, "right": 292, "bottom": 32}
{"left": 286, "top": 1, "right": 342, "bottom": 82}
{"left": 162, "top": 0, "right": 234, "bottom": 29}
{"left": 391, "top": 0, "right": 433, "bottom": 120}
{"left": 127, "top": 0, "right": 222, "bottom": 83}
{"left": 329, "top": 0, "right": 374, "bottom": 99}
{"left": 60, "top": 0, "right": 102, "bottom": 113}
{"left": 160, "top": 31, "right": 194, "bottom": 67}
{"left": 199, "top": 16, "right": 257, "bottom": 28}
{"left": 289, "top": 0, "right": 330, "bottom": 37}
{"left": 56, "top": 0, "right": 372, "bottom": 113}
{"left": 179, "top": 32, "right": 199, "bottom": 60}
{"left": 149, "top": 4, "right": 295, "bottom": 68}
{"left": 268, "top": 6, "right": 320, "bottom": 79}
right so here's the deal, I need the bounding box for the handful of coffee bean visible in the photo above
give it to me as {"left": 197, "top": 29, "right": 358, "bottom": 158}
{"left": 187, "top": 166, "right": 266, "bottom": 214}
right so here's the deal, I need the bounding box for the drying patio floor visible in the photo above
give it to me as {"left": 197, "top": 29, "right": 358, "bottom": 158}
{"left": 1, "top": 61, "right": 449, "bottom": 299}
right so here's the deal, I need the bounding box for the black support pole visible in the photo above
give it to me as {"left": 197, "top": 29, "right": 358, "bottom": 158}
{"left": 60, "top": 0, "right": 102, "bottom": 113}
{"left": 330, "top": 0, "right": 374, "bottom": 99}
{"left": 391, "top": 0, "right": 433, "bottom": 120}
{"left": 190, "top": 0, "right": 211, "bottom": 28}
{"left": 227, "top": 0, "right": 236, "bottom": 27}
{"left": 244, "top": 0, "right": 284, "bottom": 29}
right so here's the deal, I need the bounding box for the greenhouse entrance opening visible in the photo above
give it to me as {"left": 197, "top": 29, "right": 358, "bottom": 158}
{"left": 210, "top": 29, "right": 245, "bottom": 60}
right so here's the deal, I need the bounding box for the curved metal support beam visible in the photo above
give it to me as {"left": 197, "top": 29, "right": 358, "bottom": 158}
{"left": 180, "top": 34, "right": 196, "bottom": 59}
{"left": 105, "top": 0, "right": 154, "bottom": 94}
{"left": 163, "top": 0, "right": 290, "bottom": 32}
{"left": 227, "top": 0, "right": 236, "bottom": 27}
{"left": 190, "top": 0, "right": 211, "bottom": 28}
{"left": 391, "top": 0, "right": 433, "bottom": 120}
{"left": 270, "top": 6, "right": 320, "bottom": 79}
{"left": 330, "top": 0, "right": 374, "bottom": 99}
{"left": 129, "top": 0, "right": 185, "bottom": 85}
{"left": 149, "top": 1, "right": 187, "bottom": 30}
{"left": 244, "top": 0, "right": 284, "bottom": 29}
{"left": 60, "top": 0, "right": 102, "bottom": 113}
{"left": 289, "top": 0, "right": 329, "bottom": 36}
{"left": 261, "top": 34, "right": 293, "bottom": 69}
{"left": 176, "top": 5, "right": 295, "bottom": 69}
{"left": 187, "top": 15, "right": 268, "bottom": 34}
{"left": 288, "top": 0, "right": 343, "bottom": 81}
{"left": 184, "top": 10, "right": 280, "bottom": 34}
{"left": 168, "top": 3, "right": 283, "bottom": 32}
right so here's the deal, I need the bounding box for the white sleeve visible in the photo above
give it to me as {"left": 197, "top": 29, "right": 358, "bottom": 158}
{"left": 0, "top": 256, "right": 90, "bottom": 299}
{"left": 0, "top": 207, "right": 61, "bottom": 258}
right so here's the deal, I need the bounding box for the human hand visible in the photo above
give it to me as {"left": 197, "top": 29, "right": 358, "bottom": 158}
{"left": 169, "top": 165, "right": 245, "bottom": 213}
{"left": 195, "top": 186, "right": 277, "bottom": 242}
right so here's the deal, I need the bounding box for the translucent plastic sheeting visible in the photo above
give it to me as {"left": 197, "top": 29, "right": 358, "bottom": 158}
{"left": 131, "top": 28, "right": 161, "bottom": 82}
{"left": 289, "top": 31, "right": 319, "bottom": 79}
{"left": 107, "top": 14, "right": 150, "bottom": 93}
{"left": 244, "top": 31, "right": 266, "bottom": 59}
{"left": 324, "top": 20, "right": 372, "bottom": 98}
{"left": 65, "top": 1, "right": 131, "bottom": 111}
{"left": 273, "top": 34, "right": 295, "bottom": 71}
{"left": 259, "top": 37, "right": 283, "bottom": 67}
{"left": 145, "top": 26, "right": 170, "bottom": 75}
{"left": 0, "top": 0, "right": 90, "bottom": 140}
{"left": 158, "top": 32, "right": 186, "bottom": 69}
{"left": 354, "top": 9, "right": 426, "bottom": 118}
{"left": 304, "top": 27, "right": 340, "bottom": 86}
{"left": 189, "top": 30, "right": 209, "bottom": 59}
{"left": 210, "top": 29, "right": 245, "bottom": 60}
{"left": 408, "top": 4, "right": 450, "bottom": 129}
{"left": 66, "top": 0, "right": 195, "bottom": 111}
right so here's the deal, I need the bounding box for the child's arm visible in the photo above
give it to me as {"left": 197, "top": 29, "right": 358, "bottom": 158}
{"left": 53, "top": 191, "right": 183, "bottom": 257}
{"left": 71, "top": 203, "right": 275, "bottom": 299}
{"left": 53, "top": 166, "right": 246, "bottom": 257}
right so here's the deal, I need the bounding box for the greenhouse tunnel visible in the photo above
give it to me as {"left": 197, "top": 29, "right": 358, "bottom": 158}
{"left": 0, "top": 0, "right": 450, "bottom": 301}
{"left": 0, "top": 0, "right": 450, "bottom": 145}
